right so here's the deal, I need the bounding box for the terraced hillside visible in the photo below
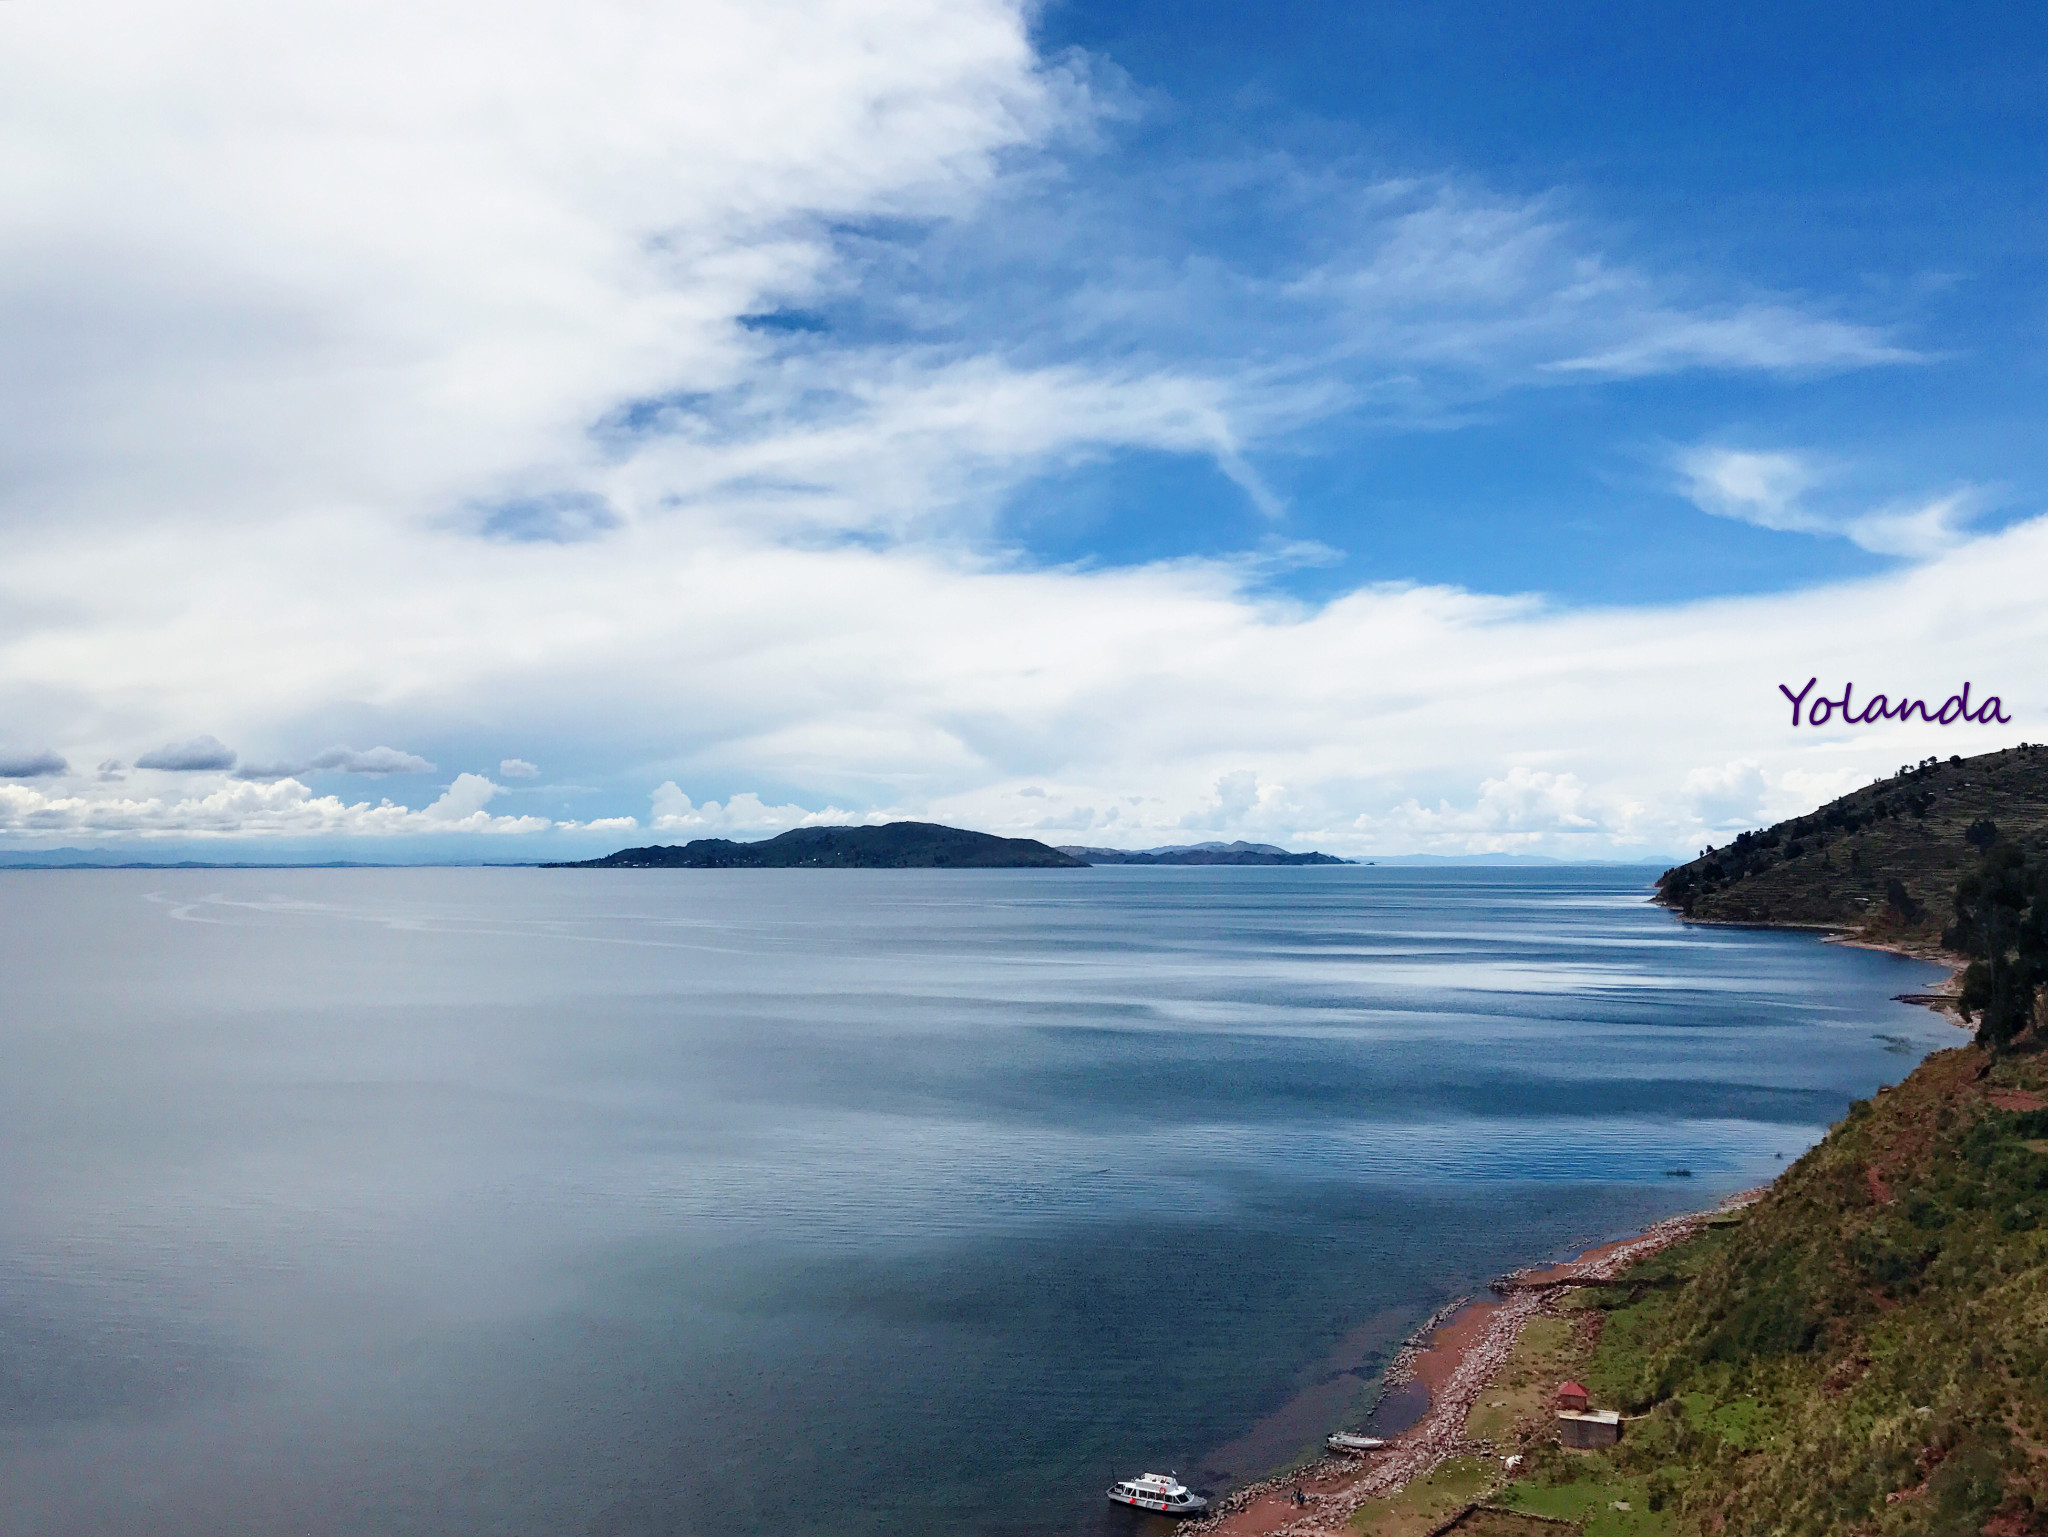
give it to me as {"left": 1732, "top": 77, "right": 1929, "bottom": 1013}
{"left": 1656, "top": 746, "right": 2048, "bottom": 935}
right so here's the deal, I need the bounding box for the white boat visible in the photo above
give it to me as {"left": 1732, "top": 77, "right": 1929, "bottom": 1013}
{"left": 1325, "top": 1432, "right": 1387, "bottom": 1454}
{"left": 1107, "top": 1472, "right": 1208, "bottom": 1515}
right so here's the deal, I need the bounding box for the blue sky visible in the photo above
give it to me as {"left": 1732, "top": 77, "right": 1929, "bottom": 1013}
{"left": 0, "top": 0, "right": 2042, "bottom": 857}
{"left": 1012, "top": 0, "right": 2048, "bottom": 601}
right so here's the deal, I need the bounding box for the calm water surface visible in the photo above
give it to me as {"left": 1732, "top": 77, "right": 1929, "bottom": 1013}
{"left": 0, "top": 867, "right": 1949, "bottom": 1536}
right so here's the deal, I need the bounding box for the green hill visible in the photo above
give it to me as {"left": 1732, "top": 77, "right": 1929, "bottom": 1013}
{"left": 549, "top": 820, "right": 1086, "bottom": 869}
{"left": 1656, "top": 745, "right": 2048, "bottom": 938}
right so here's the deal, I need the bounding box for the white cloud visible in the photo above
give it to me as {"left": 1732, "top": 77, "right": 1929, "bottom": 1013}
{"left": 1682, "top": 760, "right": 1768, "bottom": 829}
{"left": 558, "top": 815, "right": 638, "bottom": 834}
{"left": 1179, "top": 768, "right": 1297, "bottom": 830}
{"left": 1831, "top": 492, "right": 1982, "bottom": 560}
{"left": 2, "top": 513, "right": 2044, "bottom": 853}
{"left": 648, "top": 783, "right": 885, "bottom": 838}
{"left": 1677, "top": 446, "right": 1981, "bottom": 558}
{"left": 0, "top": 0, "right": 1994, "bottom": 858}
{"left": 1677, "top": 449, "right": 1821, "bottom": 533}
{"left": 1359, "top": 768, "right": 1606, "bottom": 855}
{"left": 1286, "top": 183, "right": 1909, "bottom": 390}
{"left": 0, "top": 774, "right": 547, "bottom": 839}
{"left": 499, "top": 758, "right": 541, "bottom": 779}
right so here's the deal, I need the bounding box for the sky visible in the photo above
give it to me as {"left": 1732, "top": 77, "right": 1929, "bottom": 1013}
{"left": 1, "top": 0, "right": 2043, "bottom": 860}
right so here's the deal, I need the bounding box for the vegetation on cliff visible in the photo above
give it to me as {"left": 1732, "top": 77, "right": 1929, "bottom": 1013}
{"left": 1948, "top": 841, "right": 2048, "bottom": 1051}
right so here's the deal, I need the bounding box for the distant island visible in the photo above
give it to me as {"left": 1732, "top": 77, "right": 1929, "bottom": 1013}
{"left": 1057, "top": 839, "right": 1347, "bottom": 866}
{"left": 548, "top": 824, "right": 1366, "bottom": 869}
{"left": 547, "top": 820, "right": 1085, "bottom": 869}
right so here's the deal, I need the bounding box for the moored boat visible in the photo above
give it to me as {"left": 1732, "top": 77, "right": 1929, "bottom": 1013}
{"left": 1325, "top": 1431, "right": 1387, "bottom": 1454}
{"left": 1107, "top": 1472, "right": 1208, "bottom": 1515}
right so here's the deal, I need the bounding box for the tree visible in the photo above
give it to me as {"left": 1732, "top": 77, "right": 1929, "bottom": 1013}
{"left": 1948, "top": 844, "right": 2048, "bottom": 1051}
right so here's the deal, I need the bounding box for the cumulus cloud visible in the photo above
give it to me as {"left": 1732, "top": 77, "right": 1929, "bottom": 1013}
{"left": 4, "top": 512, "right": 2044, "bottom": 852}
{"left": 1682, "top": 760, "right": 1769, "bottom": 829}
{"left": 234, "top": 745, "right": 435, "bottom": 779}
{"left": 135, "top": 736, "right": 237, "bottom": 772}
{"left": 648, "top": 783, "right": 885, "bottom": 837}
{"left": 1677, "top": 446, "right": 1981, "bottom": 558}
{"left": 0, "top": 748, "right": 67, "bottom": 778}
{"left": 1180, "top": 768, "right": 1296, "bottom": 830}
{"left": 499, "top": 759, "right": 541, "bottom": 779}
{"left": 1360, "top": 768, "right": 1608, "bottom": 854}
{"left": 0, "top": 774, "right": 547, "bottom": 839}
{"left": 558, "top": 816, "right": 639, "bottom": 834}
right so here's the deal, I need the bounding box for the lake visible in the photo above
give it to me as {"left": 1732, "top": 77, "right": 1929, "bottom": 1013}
{"left": 0, "top": 866, "right": 1950, "bottom": 1536}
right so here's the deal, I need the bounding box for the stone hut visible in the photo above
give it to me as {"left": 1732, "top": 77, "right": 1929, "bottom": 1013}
{"left": 1557, "top": 1409, "right": 1622, "bottom": 1449}
{"left": 1554, "top": 1381, "right": 1589, "bottom": 1413}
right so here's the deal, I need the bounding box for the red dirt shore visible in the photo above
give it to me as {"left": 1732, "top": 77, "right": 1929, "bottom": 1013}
{"left": 1183, "top": 1196, "right": 1762, "bottom": 1537}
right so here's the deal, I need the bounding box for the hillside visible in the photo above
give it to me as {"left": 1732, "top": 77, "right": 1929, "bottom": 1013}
{"left": 1472, "top": 1040, "right": 2048, "bottom": 1537}
{"left": 550, "top": 821, "right": 1086, "bottom": 869}
{"left": 1656, "top": 745, "right": 2048, "bottom": 936}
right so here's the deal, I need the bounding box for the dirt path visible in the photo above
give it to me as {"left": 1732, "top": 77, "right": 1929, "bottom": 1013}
{"left": 1184, "top": 1196, "right": 1762, "bottom": 1537}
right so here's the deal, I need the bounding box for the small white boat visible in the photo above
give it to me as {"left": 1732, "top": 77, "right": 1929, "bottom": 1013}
{"left": 1108, "top": 1472, "right": 1208, "bottom": 1515}
{"left": 1325, "top": 1432, "right": 1387, "bottom": 1454}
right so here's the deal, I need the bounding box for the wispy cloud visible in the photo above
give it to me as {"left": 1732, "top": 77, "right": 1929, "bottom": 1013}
{"left": 1677, "top": 446, "right": 1983, "bottom": 557}
{"left": 1286, "top": 183, "right": 1912, "bottom": 387}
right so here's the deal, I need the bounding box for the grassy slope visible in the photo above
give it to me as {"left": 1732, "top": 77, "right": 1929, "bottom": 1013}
{"left": 1469, "top": 1044, "right": 2048, "bottom": 1537}
{"left": 1655, "top": 746, "right": 2048, "bottom": 934}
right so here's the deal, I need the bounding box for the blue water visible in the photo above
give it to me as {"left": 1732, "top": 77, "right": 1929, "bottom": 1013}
{"left": 0, "top": 866, "right": 1949, "bottom": 1536}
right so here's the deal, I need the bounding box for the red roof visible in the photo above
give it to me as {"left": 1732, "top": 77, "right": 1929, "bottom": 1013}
{"left": 1558, "top": 1381, "right": 1586, "bottom": 1394}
